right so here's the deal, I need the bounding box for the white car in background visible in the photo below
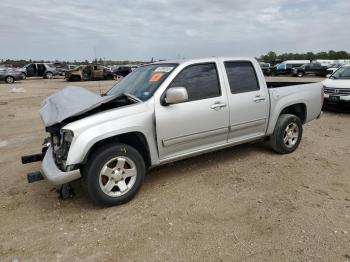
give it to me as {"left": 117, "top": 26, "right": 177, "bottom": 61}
{"left": 323, "top": 64, "right": 350, "bottom": 107}
{"left": 326, "top": 63, "right": 344, "bottom": 76}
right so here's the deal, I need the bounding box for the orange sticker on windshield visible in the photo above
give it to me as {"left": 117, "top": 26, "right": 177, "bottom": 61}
{"left": 149, "top": 72, "right": 164, "bottom": 82}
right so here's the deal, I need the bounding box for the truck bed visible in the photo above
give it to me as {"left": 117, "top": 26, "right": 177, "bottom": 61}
{"left": 266, "top": 81, "right": 315, "bottom": 88}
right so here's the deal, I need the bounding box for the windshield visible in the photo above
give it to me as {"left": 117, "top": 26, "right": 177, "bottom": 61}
{"left": 331, "top": 66, "right": 350, "bottom": 79}
{"left": 106, "top": 63, "right": 177, "bottom": 101}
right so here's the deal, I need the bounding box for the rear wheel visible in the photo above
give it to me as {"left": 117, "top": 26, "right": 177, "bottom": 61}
{"left": 83, "top": 143, "right": 146, "bottom": 206}
{"left": 21, "top": 73, "right": 26, "bottom": 80}
{"left": 5, "top": 76, "right": 14, "bottom": 84}
{"left": 45, "top": 72, "right": 53, "bottom": 79}
{"left": 114, "top": 74, "right": 123, "bottom": 81}
{"left": 270, "top": 114, "right": 303, "bottom": 154}
{"left": 297, "top": 71, "right": 304, "bottom": 77}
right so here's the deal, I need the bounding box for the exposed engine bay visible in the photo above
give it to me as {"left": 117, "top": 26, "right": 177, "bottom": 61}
{"left": 40, "top": 86, "right": 139, "bottom": 171}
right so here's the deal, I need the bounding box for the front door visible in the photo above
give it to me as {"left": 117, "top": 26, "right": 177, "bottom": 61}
{"left": 155, "top": 62, "right": 230, "bottom": 160}
{"left": 221, "top": 60, "right": 269, "bottom": 143}
{"left": 26, "top": 64, "right": 36, "bottom": 77}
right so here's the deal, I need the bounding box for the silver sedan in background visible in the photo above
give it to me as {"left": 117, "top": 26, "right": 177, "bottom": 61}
{"left": 0, "top": 67, "right": 23, "bottom": 83}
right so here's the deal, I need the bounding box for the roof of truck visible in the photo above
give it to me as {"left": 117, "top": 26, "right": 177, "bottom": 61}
{"left": 152, "top": 57, "right": 256, "bottom": 65}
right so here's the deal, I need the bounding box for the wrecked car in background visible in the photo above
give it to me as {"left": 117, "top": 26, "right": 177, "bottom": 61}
{"left": 65, "top": 64, "right": 114, "bottom": 81}
{"left": 22, "top": 57, "right": 323, "bottom": 206}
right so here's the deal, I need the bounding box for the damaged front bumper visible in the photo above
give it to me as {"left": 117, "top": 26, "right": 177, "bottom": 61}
{"left": 22, "top": 146, "right": 81, "bottom": 185}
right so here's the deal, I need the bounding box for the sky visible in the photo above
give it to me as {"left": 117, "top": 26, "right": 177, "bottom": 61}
{"left": 0, "top": 0, "right": 349, "bottom": 61}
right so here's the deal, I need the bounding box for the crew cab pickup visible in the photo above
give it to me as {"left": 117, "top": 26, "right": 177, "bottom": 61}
{"left": 22, "top": 57, "right": 323, "bottom": 206}
{"left": 292, "top": 62, "right": 328, "bottom": 77}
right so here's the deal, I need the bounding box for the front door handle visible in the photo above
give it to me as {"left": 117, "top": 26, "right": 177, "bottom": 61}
{"left": 253, "top": 95, "right": 265, "bottom": 102}
{"left": 210, "top": 102, "right": 227, "bottom": 110}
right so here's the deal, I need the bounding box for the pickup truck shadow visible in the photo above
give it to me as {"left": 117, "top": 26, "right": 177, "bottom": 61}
{"left": 63, "top": 141, "right": 273, "bottom": 210}
{"left": 323, "top": 104, "right": 350, "bottom": 113}
{"left": 147, "top": 142, "right": 272, "bottom": 182}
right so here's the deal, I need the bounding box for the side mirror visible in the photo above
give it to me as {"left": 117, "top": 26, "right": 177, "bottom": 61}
{"left": 164, "top": 87, "right": 188, "bottom": 104}
{"left": 326, "top": 74, "right": 331, "bottom": 78}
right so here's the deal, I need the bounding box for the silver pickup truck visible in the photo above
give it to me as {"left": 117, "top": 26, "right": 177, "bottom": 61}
{"left": 22, "top": 57, "right": 323, "bottom": 206}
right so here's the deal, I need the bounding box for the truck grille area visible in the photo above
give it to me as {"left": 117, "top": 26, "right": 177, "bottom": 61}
{"left": 324, "top": 87, "right": 350, "bottom": 96}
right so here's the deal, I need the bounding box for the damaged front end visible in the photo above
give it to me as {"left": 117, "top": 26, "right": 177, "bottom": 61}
{"left": 21, "top": 85, "right": 139, "bottom": 186}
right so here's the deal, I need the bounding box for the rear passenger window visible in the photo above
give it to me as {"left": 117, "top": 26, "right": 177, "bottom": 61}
{"left": 224, "top": 61, "right": 259, "bottom": 94}
{"left": 170, "top": 63, "right": 221, "bottom": 101}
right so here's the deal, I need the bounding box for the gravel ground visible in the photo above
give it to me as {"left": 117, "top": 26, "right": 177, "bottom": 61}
{"left": 0, "top": 77, "right": 350, "bottom": 262}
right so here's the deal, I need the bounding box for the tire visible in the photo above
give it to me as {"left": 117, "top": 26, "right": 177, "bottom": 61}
{"left": 74, "top": 75, "right": 82, "bottom": 81}
{"left": 114, "top": 75, "right": 124, "bottom": 81}
{"left": 270, "top": 114, "right": 303, "bottom": 154}
{"left": 21, "top": 73, "right": 26, "bottom": 80}
{"left": 297, "top": 72, "right": 304, "bottom": 77}
{"left": 5, "top": 76, "right": 15, "bottom": 84}
{"left": 82, "top": 143, "right": 146, "bottom": 206}
{"left": 45, "top": 72, "right": 53, "bottom": 79}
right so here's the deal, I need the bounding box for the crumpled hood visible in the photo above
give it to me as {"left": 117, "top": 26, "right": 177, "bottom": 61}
{"left": 39, "top": 86, "right": 116, "bottom": 127}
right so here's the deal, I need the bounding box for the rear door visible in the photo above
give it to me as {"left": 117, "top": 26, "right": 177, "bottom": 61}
{"left": 155, "top": 62, "right": 230, "bottom": 160}
{"left": 93, "top": 65, "right": 104, "bottom": 79}
{"left": 37, "top": 64, "right": 45, "bottom": 76}
{"left": 220, "top": 59, "right": 269, "bottom": 143}
{"left": 304, "top": 64, "right": 312, "bottom": 75}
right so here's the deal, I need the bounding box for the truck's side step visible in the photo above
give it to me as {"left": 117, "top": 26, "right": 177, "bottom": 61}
{"left": 21, "top": 154, "right": 43, "bottom": 164}
{"left": 27, "top": 171, "right": 44, "bottom": 183}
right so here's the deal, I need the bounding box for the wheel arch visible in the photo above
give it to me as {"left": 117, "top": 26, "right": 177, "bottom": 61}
{"left": 82, "top": 131, "right": 152, "bottom": 168}
{"left": 279, "top": 103, "right": 307, "bottom": 123}
{"left": 267, "top": 102, "right": 307, "bottom": 135}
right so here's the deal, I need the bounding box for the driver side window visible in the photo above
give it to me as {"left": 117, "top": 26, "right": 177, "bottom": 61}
{"left": 169, "top": 63, "right": 221, "bottom": 102}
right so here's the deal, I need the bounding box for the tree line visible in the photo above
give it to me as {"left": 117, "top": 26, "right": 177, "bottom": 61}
{"left": 259, "top": 50, "right": 350, "bottom": 65}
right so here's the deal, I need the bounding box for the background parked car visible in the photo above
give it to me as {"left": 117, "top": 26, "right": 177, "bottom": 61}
{"left": 271, "top": 60, "right": 310, "bottom": 76}
{"left": 323, "top": 64, "right": 350, "bottom": 108}
{"left": 112, "top": 65, "right": 137, "bottom": 80}
{"left": 56, "top": 64, "right": 79, "bottom": 76}
{"left": 326, "top": 63, "right": 344, "bottom": 76}
{"left": 292, "top": 62, "right": 328, "bottom": 77}
{"left": 259, "top": 62, "right": 272, "bottom": 76}
{"left": 0, "top": 67, "right": 23, "bottom": 83}
{"left": 22, "top": 63, "right": 59, "bottom": 79}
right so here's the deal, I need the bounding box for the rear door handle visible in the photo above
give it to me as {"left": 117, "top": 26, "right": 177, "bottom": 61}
{"left": 253, "top": 96, "right": 265, "bottom": 102}
{"left": 210, "top": 102, "right": 227, "bottom": 110}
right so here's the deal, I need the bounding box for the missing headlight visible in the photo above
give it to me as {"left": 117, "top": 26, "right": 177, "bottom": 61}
{"left": 52, "top": 130, "right": 74, "bottom": 170}
{"left": 62, "top": 130, "right": 74, "bottom": 143}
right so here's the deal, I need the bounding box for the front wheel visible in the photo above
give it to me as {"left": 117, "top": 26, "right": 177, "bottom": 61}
{"left": 270, "top": 114, "right": 303, "bottom": 154}
{"left": 21, "top": 73, "right": 26, "bottom": 80}
{"left": 5, "top": 76, "right": 15, "bottom": 84}
{"left": 297, "top": 72, "right": 304, "bottom": 77}
{"left": 83, "top": 143, "right": 146, "bottom": 206}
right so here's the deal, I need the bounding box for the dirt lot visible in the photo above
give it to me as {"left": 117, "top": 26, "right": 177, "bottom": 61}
{"left": 0, "top": 77, "right": 349, "bottom": 262}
